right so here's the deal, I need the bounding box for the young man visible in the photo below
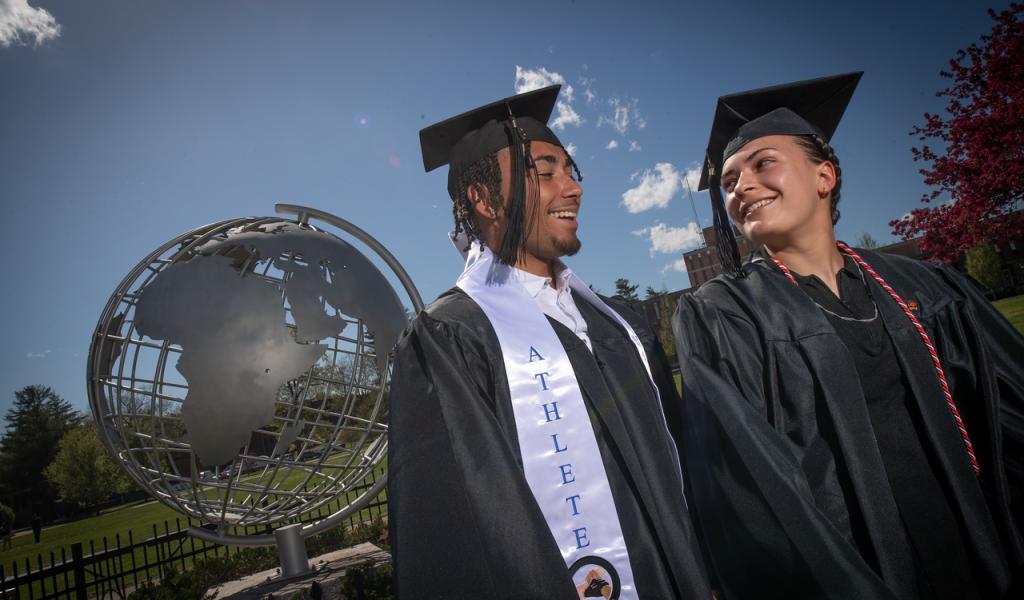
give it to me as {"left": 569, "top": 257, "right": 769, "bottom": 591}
{"left": 387, "top": 85, "right": 711, "bottom": 599}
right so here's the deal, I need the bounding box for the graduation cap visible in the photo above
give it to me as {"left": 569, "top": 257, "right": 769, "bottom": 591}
{"left": 419, "top": 85, "right": 569, "bottom": 265}
{"left": 698, "top": 72, "right": 863, "bottom": 276}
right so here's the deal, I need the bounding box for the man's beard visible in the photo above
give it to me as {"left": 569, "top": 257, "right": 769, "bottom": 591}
{"left": 553, "top": 235, "right": 582, "bottom": 257}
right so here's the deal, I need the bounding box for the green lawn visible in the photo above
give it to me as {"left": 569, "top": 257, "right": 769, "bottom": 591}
{"left": 994, "top": 294, "right": 1024, "bottom": 334}
{"left": 2, "top": 498, "right": 183, "bottom": 571}
{"left": 1, "top": 461, "right": 386, "bottom": 587}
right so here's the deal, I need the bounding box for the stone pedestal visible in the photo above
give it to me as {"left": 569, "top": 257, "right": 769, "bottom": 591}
{"left": 207, "top": 542, "right": 390, "bottom": 600}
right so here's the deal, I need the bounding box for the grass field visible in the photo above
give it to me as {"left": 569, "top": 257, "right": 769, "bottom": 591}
{"left": 2, "top": 497, "right": 182, "bottom": 571}
{"left": 994, "top": 294, "right": 1024, "bottom": 334}
{"left": 1, "top": 460, "right": 385, "bottom": 579}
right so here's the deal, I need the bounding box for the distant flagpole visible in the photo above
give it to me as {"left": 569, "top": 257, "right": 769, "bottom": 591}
{"left": 683, "top": 173, "right": 706, "bottom": 247}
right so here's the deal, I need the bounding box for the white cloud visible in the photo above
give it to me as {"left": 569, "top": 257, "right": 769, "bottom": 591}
{"left": 634, "top": 222, "right": 703, "bottom": 255}
{"left": 514, "top": 65, "right": 582, "bottom": 130}
{"left": 606, "top": 140, "right": 619, "bottom": 150}
{"left": 551, "top": 99, "right": 582, "bottom": 130}
{"left": 621, "top": 163, "right": 682, "bottom": 213}
{"left": 682, "top": 164, "right": 702, "bottom": 192}
{"left": 628, "top": 140, "right": 642, "bottom": 152}
{"left": 515, "top": 65, "right": 563, "bottom": 91}
{"left": 0, "top": 0, "right": 60, "bottom": 48}
{"left": 26, "top": 349, "right": 51, "bottom": 359}
{"left": 660, "top": 258, "right": 689, "bottom": 274}
{"left": 579, "top": 75, "right": 596, "bottom": 104}
{"left": 598, "top": 97, "right": 646, "bottom": 135}
{"left": 565, "top": 142, "right": 577, "bottom": 156}
{"left": 561, "top": 84, "right": 575, "bottom": 103}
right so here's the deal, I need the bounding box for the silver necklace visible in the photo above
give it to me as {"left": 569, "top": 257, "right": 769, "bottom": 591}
{"left": 810, "top": 260, "right": 879, "bottom": 323}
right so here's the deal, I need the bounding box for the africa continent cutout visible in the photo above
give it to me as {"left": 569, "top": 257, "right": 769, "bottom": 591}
{"left": 133, "top": 224, "right": 406, "bottom": 468}
{"left": 134, "top": 255, "right": 328, "bottom": 467}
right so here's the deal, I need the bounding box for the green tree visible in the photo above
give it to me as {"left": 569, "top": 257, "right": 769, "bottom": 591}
{"left": 0, "top": 501, "right": 14, "bottom": 533}
{"left": 644, "top": 286, "right": 661, "bottom": 299}
{"left": 613, "top": 278, "right": 640, "bottom": 302}
{"left": 44, "top": 421, "right": 134, "bottom": 512}
{"left": 856, "top": 232, "right": 880, "bottom": 249}
{"left": 965, "top": 240, "right": 1002, "bottom": 290}
{"left": 651, "top": 293, "right": 679, "bottom": 362}
{"left": 0, "top": 385, "right": 81, "bottom": 513}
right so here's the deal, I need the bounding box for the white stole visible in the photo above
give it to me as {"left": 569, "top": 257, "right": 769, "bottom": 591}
{"left": 455, "top": 240, "right": 653, "bottom": 598}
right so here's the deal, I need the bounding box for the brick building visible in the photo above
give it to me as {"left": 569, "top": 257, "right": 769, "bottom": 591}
{"left": 682, "top": 225, "right": 758, "bottom": 288}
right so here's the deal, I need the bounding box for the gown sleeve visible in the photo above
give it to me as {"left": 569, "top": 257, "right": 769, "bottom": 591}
{"left": 386, "top": 310, "right": 579, "bottom": 599}
{"left": 672, "top": 290, "right": 897, "bottom": 600}
{"left": 933, "top": 264, "right": 1024, "bottom": 546}
{"left": 602, "top": 295, "right": 681, "bottom": 409}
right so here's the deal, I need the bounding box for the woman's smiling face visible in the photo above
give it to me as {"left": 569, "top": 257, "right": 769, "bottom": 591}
{"left": 720, "top": 135, "right": 836, "bottom": 247}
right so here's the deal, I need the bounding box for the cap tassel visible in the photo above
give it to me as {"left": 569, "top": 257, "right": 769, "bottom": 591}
{"left": 707, "top": 158, "right": 744, "bottom": 278}
{"left": 496, "top": 109, "right": 530, "bottom": 265}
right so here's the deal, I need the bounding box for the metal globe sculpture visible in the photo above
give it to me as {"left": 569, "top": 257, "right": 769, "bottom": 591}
{"left": 87, "top": 205, "right": 421, "bottom": 570}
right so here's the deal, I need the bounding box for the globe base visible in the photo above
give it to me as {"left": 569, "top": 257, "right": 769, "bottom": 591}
{"left": 274, "top": 523, "right": 314, "bottom": 580}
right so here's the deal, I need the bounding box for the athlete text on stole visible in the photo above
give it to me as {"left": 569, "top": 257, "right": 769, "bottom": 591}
{"left": 529, "top": 344, "right": 590, "bottom": 551}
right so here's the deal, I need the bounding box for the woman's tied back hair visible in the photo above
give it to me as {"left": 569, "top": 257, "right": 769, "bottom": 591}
{"left": 795, "top": 134, "right": 843, "bottom": 225}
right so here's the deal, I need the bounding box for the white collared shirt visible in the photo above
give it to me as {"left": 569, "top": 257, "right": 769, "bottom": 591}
{"left": 515, "top": 263, "right": 593, "bottom": 352}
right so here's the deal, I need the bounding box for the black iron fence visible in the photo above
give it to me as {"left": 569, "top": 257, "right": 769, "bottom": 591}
{"left": 0, "top": 468, "right": 386, "bottom": 600}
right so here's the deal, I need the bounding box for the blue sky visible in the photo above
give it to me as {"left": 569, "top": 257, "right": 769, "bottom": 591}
{"left": 0, "top": 0, "right": 1006, "bottom": 415}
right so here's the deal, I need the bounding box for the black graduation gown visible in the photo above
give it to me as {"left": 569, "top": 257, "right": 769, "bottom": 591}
{"left": 672, "top": 249, "right": 1024, "bottom": 599}
{"left": 388, "top": 287, "right": 711, "bottom": 599}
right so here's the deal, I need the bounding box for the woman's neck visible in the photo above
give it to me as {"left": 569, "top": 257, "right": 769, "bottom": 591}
{"left": 765, "top": 229, "right": 845, "bottom": 296}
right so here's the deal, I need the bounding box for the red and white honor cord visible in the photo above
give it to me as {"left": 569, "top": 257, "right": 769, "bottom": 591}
{"left": 770, "top": 242, "right": 980, "bottom": 478}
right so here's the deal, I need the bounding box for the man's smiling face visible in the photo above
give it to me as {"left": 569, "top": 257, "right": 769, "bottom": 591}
{"left": 497, "top": 140, "right": 583, "bottom": 267}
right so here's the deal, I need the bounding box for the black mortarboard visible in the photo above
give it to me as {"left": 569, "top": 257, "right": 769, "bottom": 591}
{"left": 420, "top": 85, "right": 563, "bottom": 174}
{"left": 698, "top": 72, "right": 862, "bottom": 191}
{"left": 698, "top": 72, "right": 863, "bottom": 276}
{"left": 419, "top": 85, "right": 569, "bottom": 265}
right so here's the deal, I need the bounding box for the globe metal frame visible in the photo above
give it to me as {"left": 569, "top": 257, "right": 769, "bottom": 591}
{"left": 88, "top": 205, "right": 422, "bottom": 555}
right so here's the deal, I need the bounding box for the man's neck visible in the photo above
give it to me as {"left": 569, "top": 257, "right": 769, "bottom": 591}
{"left": 478, "top": 235, "right": 558, "bottom": 285}
{"left": 515, "top": 254, "right": 558, "bottom": 285}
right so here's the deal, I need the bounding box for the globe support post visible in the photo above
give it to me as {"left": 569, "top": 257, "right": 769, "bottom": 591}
{"left": 274, "top": 524, "right": 313, "bottom": 580}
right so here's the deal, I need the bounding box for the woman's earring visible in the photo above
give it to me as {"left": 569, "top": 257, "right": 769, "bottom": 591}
{"left": 488, "top": 207, "right": 497, "bottom": 219}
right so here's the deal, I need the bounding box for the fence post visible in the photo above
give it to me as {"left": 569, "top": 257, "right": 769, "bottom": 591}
{"left": 71, "top": 543, "right": 87, "bottom": 600}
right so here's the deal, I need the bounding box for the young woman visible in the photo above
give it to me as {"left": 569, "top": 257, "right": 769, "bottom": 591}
{"left": 673, "top": 72, "right": 1024, "bottom": 599}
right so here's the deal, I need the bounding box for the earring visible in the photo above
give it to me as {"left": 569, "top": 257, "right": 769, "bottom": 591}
{"left": 488, "top": 207, "right": 497, "bottom": 219}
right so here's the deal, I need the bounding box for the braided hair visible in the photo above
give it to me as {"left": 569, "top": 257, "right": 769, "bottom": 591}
{"left": 450, "top": 151, "right": 506, "bottom": 251}
{"left": 795, "top": 135, "right": 843, "bottom": 225}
